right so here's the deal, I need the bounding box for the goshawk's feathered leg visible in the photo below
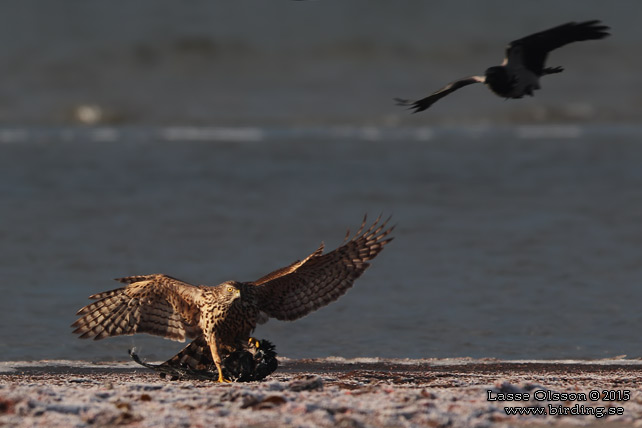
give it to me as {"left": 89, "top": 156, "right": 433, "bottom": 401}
{"left": 208, "top": 333, "right": 231, "bottom": 383}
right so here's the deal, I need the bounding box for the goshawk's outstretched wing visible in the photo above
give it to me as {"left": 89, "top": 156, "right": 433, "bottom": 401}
{"left": 250, "top": 215, "right": 394, "bottom": 321}
{"left": 504, "top": 20, "right": 610, "bottom": 75}
{"left": 71, "top": 274, "right": 204, "bottom": 342}
{"left": 395, "top": 76, "right": 485, "bottom": 113}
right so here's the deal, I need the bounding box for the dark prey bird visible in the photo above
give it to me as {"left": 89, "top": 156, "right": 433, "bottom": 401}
{"left": 395, "top": 20, "right": 610, "bottom": 113}
{"left": 129, "top": 337, "right": 278, "bottom": 382}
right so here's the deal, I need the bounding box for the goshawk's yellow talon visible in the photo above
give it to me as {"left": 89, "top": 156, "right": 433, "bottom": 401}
{"left": 248, "top": 337, "right": 260, "bottom": 348}
{"left": 217, "top": 373, "right": 232, "bottom": 383}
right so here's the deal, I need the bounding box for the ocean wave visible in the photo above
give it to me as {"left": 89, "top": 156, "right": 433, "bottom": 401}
{"left": 1, "top": 124, "right": 641, "bottom": 145}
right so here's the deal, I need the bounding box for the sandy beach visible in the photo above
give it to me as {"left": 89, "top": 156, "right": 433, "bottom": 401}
{"left": 2, "top": 358, "right": 641, "bottom": 427}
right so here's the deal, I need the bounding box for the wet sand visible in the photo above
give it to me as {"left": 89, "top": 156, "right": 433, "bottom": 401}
{"left": 2, "top": 358, "right": 641, "bottom": 427}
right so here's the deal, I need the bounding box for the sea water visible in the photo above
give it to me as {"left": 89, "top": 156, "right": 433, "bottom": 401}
{"left": 1, "top": 125, "right": 642, "bottom": 361}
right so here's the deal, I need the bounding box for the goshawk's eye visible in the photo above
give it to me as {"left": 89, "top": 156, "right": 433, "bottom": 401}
{"left": 227, "top": 286, "right": 234, "bottom": 293}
